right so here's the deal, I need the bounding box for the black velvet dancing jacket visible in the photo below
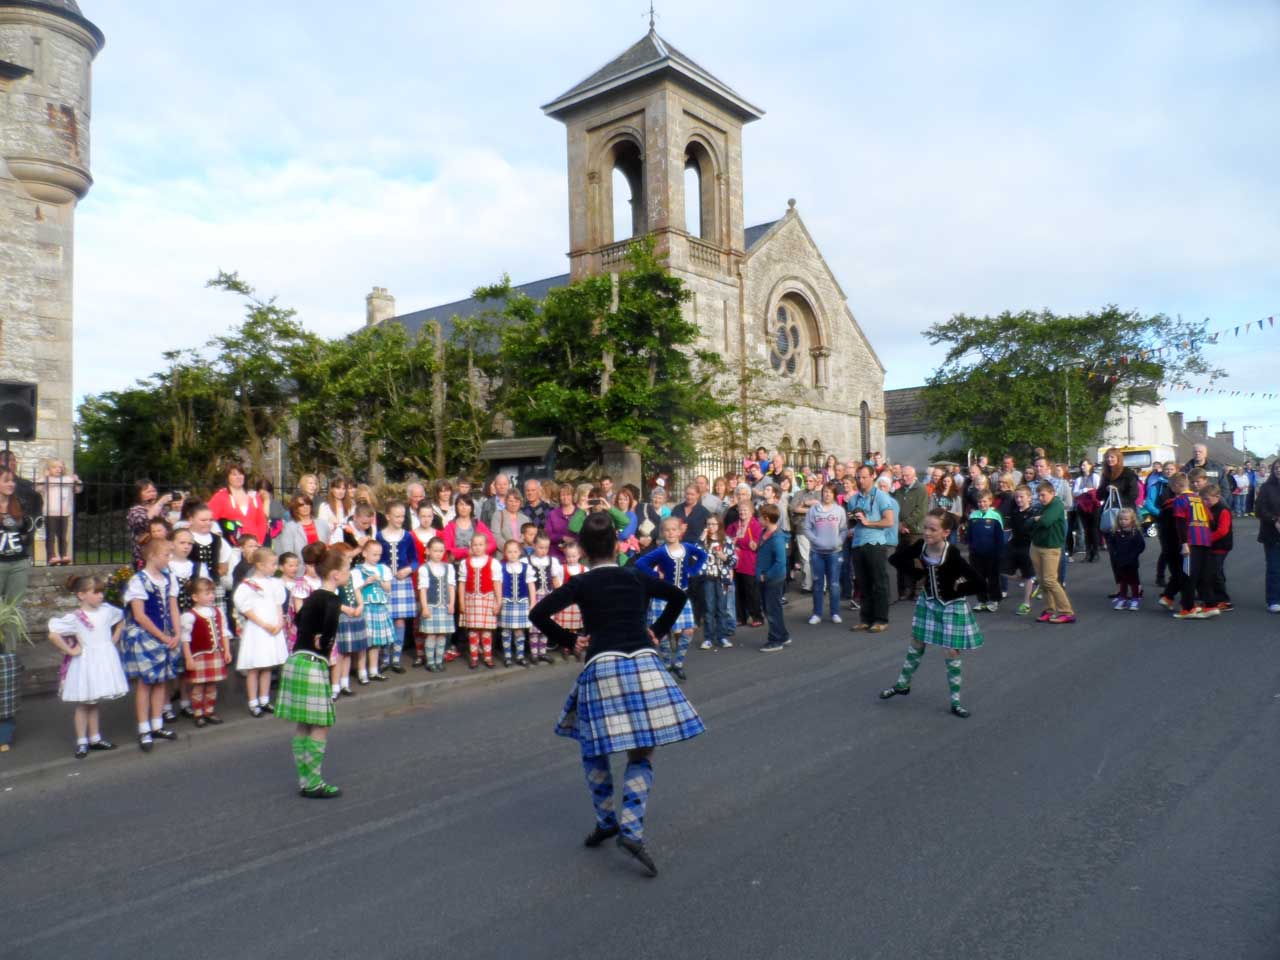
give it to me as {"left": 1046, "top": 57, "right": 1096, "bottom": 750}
{"left": 530, "top": 564, "right": 686, "bottom": 661}
{"left": 888, "top": 541, "right": 982, "bottom": 604}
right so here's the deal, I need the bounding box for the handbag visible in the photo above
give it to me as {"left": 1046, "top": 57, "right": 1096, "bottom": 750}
{"left": 1098, "top": 487, "right": 1122, "bottom": 535}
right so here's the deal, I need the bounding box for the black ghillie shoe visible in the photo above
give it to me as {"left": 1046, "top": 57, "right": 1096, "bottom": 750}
{"left": 89, "top": 738, "right": 116, "bottom": 751}
{"left": 672, "top": 666, "right": 687, "bottom": 681}
{"left": 299, "top": 783, "right": 342, "bottom": 799}
{"left": 616, "top": 835, "right": 658, "bottom": 877}
{"left": 879, "top": 686, "right": 910, "bottom": 699}
{"left": 151, "top": 727, "right": 177, "bottom": 741}
{"left": 584, "top": 824, "right": 619, "bottom": 847}
{"left": 74, "top": 744, "right": 88, "bottom": 759}
{"left": 950, "top": 703, "right": 971, "bottom": 719}
{"left": 391, "top": 663, "right": 406, "bottom": 674}
{"left": 137, "top": 735, "right": 153, "bottom": 753}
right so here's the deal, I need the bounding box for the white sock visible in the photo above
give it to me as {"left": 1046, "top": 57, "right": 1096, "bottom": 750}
{"left": 331, "top": 684, "right": 340, "bottom": 698}
{"left": 341, "top": 677, "right": 351, "bottom": 690}
{"left": 89, "top": 734, "right": 101, "bottom": 744}
{"left": 180, "top": 699, "right": 192, "bottom": 710}
{"left": 358, "top": 670, "right": 368, "bottom": 682}
{"left": 138, "top": 722, "right": 152, "bottom": 735}
{"left": 76, "top": 737, "right": 89, "bottom": 746}
{"left": 151, "top": 717, "right": 164, "bottom": 731}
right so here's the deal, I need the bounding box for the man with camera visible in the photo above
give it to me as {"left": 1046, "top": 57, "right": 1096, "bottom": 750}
{"left": 847, "top": 465, "right": 896, "bottom": 633}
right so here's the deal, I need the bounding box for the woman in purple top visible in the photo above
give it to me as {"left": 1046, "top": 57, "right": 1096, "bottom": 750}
{"left": 543, "top": 482, "right": 582, "bottom": 560}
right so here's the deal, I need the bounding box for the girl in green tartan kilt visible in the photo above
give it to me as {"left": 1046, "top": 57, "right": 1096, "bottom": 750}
{"left": 275, "top": 546, "right": 349, "bottom": 799}
{"left": 883, "top": 509, "right": 984, "bottom": 718}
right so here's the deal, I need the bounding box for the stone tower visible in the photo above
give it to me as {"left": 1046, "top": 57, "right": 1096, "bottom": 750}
{"left": 542, "top": 26, "right": 763, "bottom": 286}
{"left": 0, "top": 0, "right": 104, "bottom": 469}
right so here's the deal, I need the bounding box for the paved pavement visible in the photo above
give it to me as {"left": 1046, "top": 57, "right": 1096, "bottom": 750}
{"left": 3, "top": 523, "right": 1278, "bottom": 960}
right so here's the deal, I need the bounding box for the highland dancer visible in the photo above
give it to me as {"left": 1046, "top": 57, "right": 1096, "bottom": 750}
{"left": 530, "top": 512, "right": 705, "bottom": 877}
{"left": 634, "top": 517, "right": 707, "bottom": 680}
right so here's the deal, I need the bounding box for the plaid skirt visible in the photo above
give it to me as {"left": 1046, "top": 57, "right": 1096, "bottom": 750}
{"left": 555, "top": 649, "right": 706, "bottom": 758}
{"left": 459, "top": 590, "right": 497, "bottom": 630}
{"left": 336, "top": 613, "right": 367, "bottom": 653}
{"left": 388, "top": 577, "right": 418, "bottom": 620}
{"left": 187, "top": 652, "right": 227, "bottom": 685}
{"left": 498, "top": 596, "right": 530, "bottom": 631}
{"left": 120, "top": 626, "right": 179, "bottom": 684}
{"left": 363, "top": 604, "right": 397, "bottom": 648}
{"left": 0, "top": 652, "right": 21, "bottom": 720}
{"left": 552, "top": 603, "right": 583, "bottom": 632}
{"left": 913, "top": 596, "right": 984, "bottom": 650}
{"left": 647, "top": 596, "right": 694, "bottom": 634}
{"left": 417, "top": 602, "right": 455, "bottom": 636}
{"left": 274, "top": 651, "right": 335, "bottom": 727}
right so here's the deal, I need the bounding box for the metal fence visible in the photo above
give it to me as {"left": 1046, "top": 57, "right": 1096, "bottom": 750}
{"left": 665, "top": 452, "right": 742, "bottom": 494}
{"left": 5, "top": 467, "right": 198, "bottom": 568}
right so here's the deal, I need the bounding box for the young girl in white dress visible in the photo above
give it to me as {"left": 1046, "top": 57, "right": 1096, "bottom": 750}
{"left": 47, "top": 574, "right": 130, "bottom": 758}
{"left": 233, "top": 547, "right": 288, "bottom": 717}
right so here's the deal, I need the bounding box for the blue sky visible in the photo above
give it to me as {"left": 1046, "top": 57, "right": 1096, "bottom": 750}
{"left": 72, "top": 0, "right": 1280, "bottom": 455}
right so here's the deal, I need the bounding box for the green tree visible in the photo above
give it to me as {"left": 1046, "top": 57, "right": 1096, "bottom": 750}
{"left": 922, "top": 306, "right": 1224, "bottom": 462}
{"left": 496, "top": 238, "right": 731, "bottom": 465}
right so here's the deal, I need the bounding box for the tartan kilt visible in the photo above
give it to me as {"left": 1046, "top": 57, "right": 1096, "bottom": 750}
{"left": 187, "top": 652, "right": 227, "bottom": 685}
{"left": 647, "top": 596, "right": 694, "bottom": 634}
{"left": 168, "top": 642, "right": 186, "bottom": 676}
{"left": 274, "top": 651, "right": 335, "bottom": 726}
{"left": 335, "top": 613, "right": 367, "bottom": 653}
{"left": 0, "top": 652, "right": 22, "bottom": 720}
{"left": 417, "top": 602, "right": 455, "bottom": 636}
{"left": 555, "top": 649, "right": 706, "bottom": 758}
{"left": 363, "top": 605, "right": 397, "bottom": 648}
{"left": 498, "top": 596, "right": 531, "bottom": 631}
{"left": 120, "top": 626, "right": 179, "bottom": 684}
{"left": 387, "top": 577, "right": 418, "bottom": 620}
{"left": 459, "top": 590, "right": 497, "bottom": 630}
{"left": 912, "top": 596, "right": 984, "bottom": 650}
{"left": 552, "top": 603, "right": 583, "bottom": 632}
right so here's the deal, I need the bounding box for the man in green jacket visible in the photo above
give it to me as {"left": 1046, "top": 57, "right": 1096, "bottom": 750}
{"left": 892, "top": 465, "right": 928, "bottom": 601}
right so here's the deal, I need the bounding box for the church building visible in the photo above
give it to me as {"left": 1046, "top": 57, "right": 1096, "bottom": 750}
{"left": 370, "top": 26, "right": 886, "bottom": 465}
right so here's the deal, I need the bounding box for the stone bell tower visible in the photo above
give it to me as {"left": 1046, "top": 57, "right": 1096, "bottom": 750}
{"left": 0, "top": 0, "right": 104, "bottom": 467}
{"left": 542, "top": 25, "right": 763, "bottom": 284}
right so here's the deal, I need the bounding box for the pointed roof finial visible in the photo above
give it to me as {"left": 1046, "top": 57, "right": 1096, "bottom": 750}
{"left": 648, "top": 1, "right": 656, "bottom": 30}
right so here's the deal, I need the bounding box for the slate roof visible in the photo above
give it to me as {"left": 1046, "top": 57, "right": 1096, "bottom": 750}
{"left": 884, "top": 387, "right": 930, "bottom": 436}
{"left": 387, "top": 221, "right": 778, "bottom": 339}
{"left": 1174, "top": 424, "right": 1249, "bottom": 467}
{"left": 480, "top": 436, "right": 556, "bottom": 461}
{"left": 542, "top": 29, "right": 763, "bottom": 121}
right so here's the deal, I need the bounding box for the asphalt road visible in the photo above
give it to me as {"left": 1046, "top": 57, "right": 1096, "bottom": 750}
{"left": 4, "top": 527, "right": 1279, "bottom": 960}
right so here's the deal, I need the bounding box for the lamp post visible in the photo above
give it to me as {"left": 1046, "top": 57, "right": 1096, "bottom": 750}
{"left": 1242, "top": 425, "right": 1261, "bottom": 457}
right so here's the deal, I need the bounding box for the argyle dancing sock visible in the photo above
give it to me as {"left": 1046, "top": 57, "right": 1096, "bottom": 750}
{"left": 619, "top": 758, "right": 654, "bottom": 842}
{"left": 581, "top": 754, "right": 617, "bottom": 829}
{"left": 894, "top": 643, "right": 926, "bottom": 691}
{"left": 481, "top": 633, "right": 493, "bottom": 662}
{"left": 302, "top": 737, "right": 327, "bottom": 790}
{"left": 658, "top": 634, "right": 672, "bottom": 668}
{"left": 414, "top": 636, "right": 425, "bottom": 659}
{"left": 468, "top": 632, "right": 480, "bottom": 665}
{"left": 207, "top": 685, "right": 218, "bottom": 711}
{"left": 674, "top": 632, "right": 691, "bottom": 669}
{"left": 946, "top": 657, "right": 963, "bottom": 706}
{"left": 501, "top": 630, "right": 514, "bottom": 660}
{"left": 291, "top": 736, "right": 310, "bottom": 789}
{"left": 514, "top": 630, "right": 526, "bottom": 660}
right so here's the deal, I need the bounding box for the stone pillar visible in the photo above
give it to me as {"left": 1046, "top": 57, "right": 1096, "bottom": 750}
{"left": 601, "top": 440, "right": 642, "bottom": 491}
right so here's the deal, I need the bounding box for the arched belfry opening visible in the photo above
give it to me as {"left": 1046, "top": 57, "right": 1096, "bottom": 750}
{"left": 683, "top": 140, "right": 717, "bottom": 243}
{"left": 609, "top": 139, "right": 645, "bottom": 243}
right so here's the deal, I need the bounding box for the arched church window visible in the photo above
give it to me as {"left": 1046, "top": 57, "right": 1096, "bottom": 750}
{"left": 859, "top": 401, "right": 871, "bottom": 461}
{"left": 811, "top": 439, "right": 823, "bottom": 469}
{"left": 769, "top": 305, "right": 802, "bottom": 378}
{"left": 684, "top": 163, "right": 702, "bottom": 238}
{"left": 779, "top": 435, "right": 793, "bottom": 463}
{"left": 610, "top": 140, "right": 645, "bottom": 243}
{"left": 796, "top": 438, "right": 808, "bottom": 469}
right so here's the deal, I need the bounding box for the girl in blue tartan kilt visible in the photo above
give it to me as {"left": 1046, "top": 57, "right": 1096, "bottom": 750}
{"left": 634, "top": 517, "right": 707, "bottom": 682}
{"left": 530, "top": 512, "right": 705, "bottom": 878}
{"left": 329, "top": 543, "right": 364, "bottom": 699}
{"left": 414, "top": 537, "right": 455, "bottom": 671}
{"left": 498, "top": 540, "right": 535, "bottom": 667}
{"left": 526, "top": 532, "right": 562, "bottom": 665}
{"left": 120, "top": 537, "right": 182, "bottom": 751}
{"left": 377, "top": 502, "right": 418, "bottom": 673}
{"left": 356, "top": 539, "right": 395, "bottom": 685}
{"left": 883, "top": 509, "right": 984, "bottom": 719}
{"left": 276, "top": 545, "right": 348, "bottom": 799}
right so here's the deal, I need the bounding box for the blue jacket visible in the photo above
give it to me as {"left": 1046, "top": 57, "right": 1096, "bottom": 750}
{"left": 634, "top": 542, "right": 707, "bottom": 591}
{"left": 376, "top": 530, "right": 419, "bottom": 575}
{"left": 966, "top": 509, "right": 1005, "bottom": 557}
{"left": 756, "top": 528, "right": 789, "bottom": 582}
{"left": 1108, "top": 527, "right": 1146, "bottom": 567}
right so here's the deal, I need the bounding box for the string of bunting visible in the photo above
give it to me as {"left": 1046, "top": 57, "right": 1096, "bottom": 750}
{"left": 1080, "top": 314, "right": 1276, "bottom": 372}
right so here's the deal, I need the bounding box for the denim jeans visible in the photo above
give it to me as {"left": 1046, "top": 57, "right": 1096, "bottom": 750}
{"left": 702, "top": 578, "right": 736, "bottom": 645}
{"left": 1265, "top": 541, "right": 1280, "bottom": 607}
{"left": 762, "top": 577, "right": 788, "bottom": 645}
{"left": 811, "top": 550, "right": 842, "bottom": 618}
{"left": 1232, "top": 493, "right": 1248, "bottom": 516}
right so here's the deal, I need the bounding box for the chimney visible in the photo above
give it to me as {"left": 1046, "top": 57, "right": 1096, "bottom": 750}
{"left": 1168, "top": 411, "right": 1184, "bottom": 437}
{"left": 1186, "top": 419, "right": 1209, "bottom": 440}
{"left": 366, "top": 286, "right": 396, "bottom": 326}
{"left": 1215, "top": 430, "right": 1234, "bottom": 449}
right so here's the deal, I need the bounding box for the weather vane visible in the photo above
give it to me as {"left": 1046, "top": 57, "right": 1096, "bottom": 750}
{"left": 646, "top": 2, "right": 657, "bottom": 29}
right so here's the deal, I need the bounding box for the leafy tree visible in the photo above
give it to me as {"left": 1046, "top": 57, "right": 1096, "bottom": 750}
{"left": 922, "top": 306, "right": 1224, "bottom": 462}
{"left": 496, "top": 238, "right": 731, "bottom": 466}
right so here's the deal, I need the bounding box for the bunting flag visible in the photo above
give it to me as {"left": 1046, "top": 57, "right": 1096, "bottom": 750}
{"left": 1071, "top": 312, "right": 1278, "bottom": 371}
{"left": 1165, "top": 383, "right": 1280, "bottom": 400}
